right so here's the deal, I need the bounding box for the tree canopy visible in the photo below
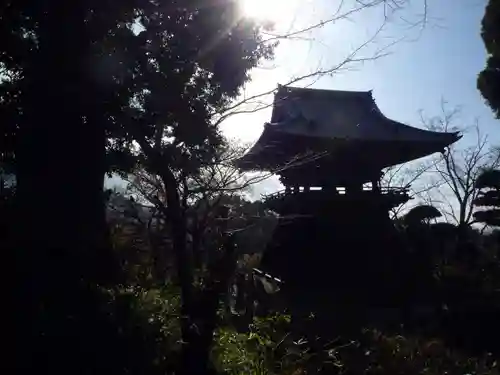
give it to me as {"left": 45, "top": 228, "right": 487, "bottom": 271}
{"left": 478, "top": 0, "right": 500, "bottom": 119}
{"left": 403, "top": 204, "right": 442, "bottom": 225}
{"left": 1, "top": 1, "right": 275, "bottom": 374}
{"left": 0, "top": 0, "right": 274, "bottom": 271}
{"left": 474, "top": 169, "right": 500, "bottom": 226}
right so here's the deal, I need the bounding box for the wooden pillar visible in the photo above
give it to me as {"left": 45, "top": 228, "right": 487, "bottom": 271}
{"left": 347, "top": 183, "right": 361, "bottom": 194}
{"left": 372, "top": 170, "right": 383, "bottom": 193}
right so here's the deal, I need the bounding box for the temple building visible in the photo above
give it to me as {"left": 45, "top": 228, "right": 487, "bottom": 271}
{"left": 237, "top": 85, "right": 461, "bottom": 315}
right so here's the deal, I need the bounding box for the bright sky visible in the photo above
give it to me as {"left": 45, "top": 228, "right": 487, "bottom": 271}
{"left": 221, "top": 0, "right": 498, "bottom": 197}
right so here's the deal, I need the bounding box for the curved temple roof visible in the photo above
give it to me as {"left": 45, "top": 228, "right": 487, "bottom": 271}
{"left": 238, "top": 85, "right": 462, "bottom": 171}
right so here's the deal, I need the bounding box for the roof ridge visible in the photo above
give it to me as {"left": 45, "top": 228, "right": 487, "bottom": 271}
{"left": 278, "top": 84, "right": 372, "bottom": 96}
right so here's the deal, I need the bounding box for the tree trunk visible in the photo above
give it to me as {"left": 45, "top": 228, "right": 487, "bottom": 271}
{"left": 16, "top": 0, "right": 112, "bottom": 279}
{"left": 160, "top": 168, "right": 237, "bottom": 374}
{"left": 14, "top": 2, "right": 111, "bottom": 372}
{"left": 180, "top": 236, "right": 237, "bottom": 375}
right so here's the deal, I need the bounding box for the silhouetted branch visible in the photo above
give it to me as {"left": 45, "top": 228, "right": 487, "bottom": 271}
{"left": 383, "top": 157, "right": 439, "bottom": 218}
{"left": 213, "top": 0, "right": 429, "bottom": 127}
{"left": 419, "top": 104, "right": 500, "bottom": 226}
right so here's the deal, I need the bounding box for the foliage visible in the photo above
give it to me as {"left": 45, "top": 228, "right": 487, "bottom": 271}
{"left": 214, "top": 313, "right": 334, "bottom": 375}
{"left": 476, "top": 169, "right": 500, "bottom": 190}
{"left": 103, "top": 12, "right": 276, "bottom": 372}
{"left": 419, "top": 106, "right": 500, "bottom": 226}
{"left": 474, "top": 169, "right": 500, "bottom": 226}
{"left": 120, "top": 5, "right": 275, "bottom": 177}
{"left": 478, "top": 0, "right": 500, "bottom": 119}
{"left": 98, "top": 179, "right": 500, "bottom": 375}
{"left": 2, "top": 1, "right": 276, "bottom": 373}
{"left": 110, "top": 285, "right": 183, "bottom": 361}
{"left": 403, "top": 204, "right": 442, "bottom": 225}
{"left": 335, "top": 329, "right": 499, "bottom": 375}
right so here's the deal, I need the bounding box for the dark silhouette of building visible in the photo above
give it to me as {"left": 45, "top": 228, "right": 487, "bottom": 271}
{"left": 237, "top": 85, "right": 461, "bottom": 317}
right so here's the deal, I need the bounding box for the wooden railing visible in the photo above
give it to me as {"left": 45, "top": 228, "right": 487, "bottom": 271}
{"left": 262, "top": 186, "right": 409, "bottom": 202}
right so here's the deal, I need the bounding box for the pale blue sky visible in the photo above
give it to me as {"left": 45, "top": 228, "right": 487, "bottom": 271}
{"left": 224, "top": 0, "right": 497, "bottom": 142}
{"left": 331, "top": 0, "right": 497, "bottom": 143}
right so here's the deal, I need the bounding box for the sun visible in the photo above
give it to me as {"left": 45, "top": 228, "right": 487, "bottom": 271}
{"left": 240, "top": 0, "right": 297, "bottom": 24}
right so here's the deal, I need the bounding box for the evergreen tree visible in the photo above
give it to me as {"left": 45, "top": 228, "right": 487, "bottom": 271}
{"left": 477, "top": 0, "right": 500, "bottom": 119}
{"left": 473, "top": 169, "right": 500, "bottom": 226}
{"left": 0, "top": 1, "right": 274, "bottom": 373}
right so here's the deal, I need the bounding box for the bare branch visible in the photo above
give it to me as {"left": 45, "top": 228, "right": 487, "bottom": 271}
{"left": 417, "top": 104, "right": 499, "bottom": 226}
{"left": 260, "top": 0, "right": 386, "bottom": 43}
{"left": 213, "top": 0, "right": 429, "bottom": 127}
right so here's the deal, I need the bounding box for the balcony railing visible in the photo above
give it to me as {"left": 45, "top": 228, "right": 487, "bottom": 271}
{"left": 262, "top": 186, "right": 409, "bottom": 203}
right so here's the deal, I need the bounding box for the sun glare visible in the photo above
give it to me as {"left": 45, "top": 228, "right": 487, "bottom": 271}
{"left": 241, "top": 0, "right": 297, "bottom": 24}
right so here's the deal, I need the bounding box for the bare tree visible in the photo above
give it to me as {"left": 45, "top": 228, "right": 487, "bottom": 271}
{"left": 382, "top": 157, "right": 440, "bottom": 219}
{"left": 419, "top": 104, "right": 500, "bottom": 228}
